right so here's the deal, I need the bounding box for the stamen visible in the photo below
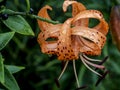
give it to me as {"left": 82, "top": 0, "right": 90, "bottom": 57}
{"left": 80, "top": 55, "right": 102, "bottom": 76}
{"left": 82, "top": 54, "right": 101, "bottom": 62}
{"left": 55, "top": 79, "right": 60, "bottom": 88}
{"left": 95, "top": 56, "right": 108, "bottom": 70}
{"left": 84, "top": 59, "right": 105, "bottom": 69}
{"left": 55, "top": 61, "right": 69, "bottom": 88}
{"left": 98, "top": 56, "right": 108, "bottom": 65}
{"left": 58, "top": 61, "right": 69, "bottom": 80}
{"left": 75, "top": 85, "right": 88, "bottom": 90}
{"left": 73, "top": 60, "right": 80, "bottom": 88}
{"left": 95, "top": 70, "right": 109, "bottom": 86}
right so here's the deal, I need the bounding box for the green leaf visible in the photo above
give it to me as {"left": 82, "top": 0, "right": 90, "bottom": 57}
{"left": 0, "top": 32, "right": 15, "bottom": 51}
{"left": 5, "top": 65, "right": 25, "bottom": 74}
{"left": 0, "top": 53, "right": 4, "bottom": 83}
{"left": 3, "top": 9, "right": 34, "bottom": 36}
{"left": 2, "top": 66, "right": 20, "bottom": 90}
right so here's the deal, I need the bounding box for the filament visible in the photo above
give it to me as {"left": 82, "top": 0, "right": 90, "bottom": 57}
{"left": 80, "top": 55, "right": 102, "bottom": 76}
{"left": 82, "top": 54, "right": 102, "bottom": 62}
{"left": 84, "top": 59, "right": 105, "bottom": 69}
{"left": 73, "top": 60, "right": 80, "bottom": 88}
{"left": 58, "top": 61, "right": 69, "bottom": 80}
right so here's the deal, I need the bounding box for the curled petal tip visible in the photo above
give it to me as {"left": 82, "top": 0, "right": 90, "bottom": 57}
{"left": 44, "top": 5, "right": 52, "bottom": 10}
{"left": 63, "top": 1, "right": 77, "bottom": 12}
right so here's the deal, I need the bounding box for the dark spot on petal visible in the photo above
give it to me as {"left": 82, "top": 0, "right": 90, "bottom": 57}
{"left": 65, "top": 54, "right": 68, "bottom": 56}
{"left": 68, "top": 50, "right": 70, "bottom": 52}
{"left": 66, "top": 58, "right": 69, "bottom": 60}
{"left": 71, "top": 50, "right": 73, "bottom": 52}
{"left": 91, "top": 33, "right": 94, "bottom": 36}
{"left": 65, "top": 47, "right": 67, "bottom": 49}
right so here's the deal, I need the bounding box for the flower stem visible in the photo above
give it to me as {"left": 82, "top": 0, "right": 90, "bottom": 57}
{"left": 6, "top": 11, "right": 60, "bottom": 24}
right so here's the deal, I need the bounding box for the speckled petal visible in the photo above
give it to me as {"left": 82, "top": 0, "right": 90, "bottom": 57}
{"left": 37, "top": 5, "right": 62, "bottom": 55}
{"left": 72, "top": 10, "right": 109, "bottom": 35}
{"left": 57, "top": 18, "right": 77, "bottom": 60}
{"left": 37, "top": 5, "right": 53, "bottom": 32}
{"left": 72, "top": 26, "right": 106, "bottom": 49}
{"left": 63, "top": 0, "right": 88, "bottom": 26}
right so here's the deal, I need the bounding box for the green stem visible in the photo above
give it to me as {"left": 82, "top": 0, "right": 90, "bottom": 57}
{"left": 8, "top": 12, "right": 60, "bottom": 24}
{"left": 14, "top": 0, "right": 19, "bottom": 6}
{"left": 25, "top": 0, "right": 30, "bottom": 11}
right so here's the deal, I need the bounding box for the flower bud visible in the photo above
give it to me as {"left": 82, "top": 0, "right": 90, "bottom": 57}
{"left": 110, "top": 5, "right": 120, "bottom": 51}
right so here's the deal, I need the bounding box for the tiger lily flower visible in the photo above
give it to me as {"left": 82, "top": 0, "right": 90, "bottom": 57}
{"left": 37, "top": 0, "right": 109, "bottom": 89}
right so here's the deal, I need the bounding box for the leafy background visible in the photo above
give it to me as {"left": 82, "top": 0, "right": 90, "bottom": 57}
{"left": 0, "top": 0, "right": 120, "bottom": 90}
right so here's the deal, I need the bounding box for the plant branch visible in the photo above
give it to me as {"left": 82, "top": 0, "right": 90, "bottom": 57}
{"left": 8, "top": 11, "right": 60, "bottom": 24}
{"left": 25, "top": 0, "right": 30, "bottom": 11}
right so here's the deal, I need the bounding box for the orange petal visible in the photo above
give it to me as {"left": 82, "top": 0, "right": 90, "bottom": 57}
{"left": 41, "top": 42, "right": 57, "bottom": 54}
{"left": 37, "top": 5, "right": 62, "bottom": 55}
{"left": 37, "top": 32, "right": 57, "bottom": 54}
{"left": 63, "top": 0, "right": 86, "bottom": 16}
{"left": 78, "top": 37, "right": 101, "bottom": 55}
{"left": 72, "top": 2, "right": 88, "bottom": 27}
{"left": 72, "top": 26, "right": 106, "bottom": 49}
{"left": 57, "top": 18, "right": 78, "bottom": 60}
{"left": 72, "top": 34, "right": 101, "bottom": 56}
{"left": 40, "top": 24, "right": 61, "bottom": 40}
{"left": 72, "top": 10, "right": 108, "bottom": 35}
{"left": 37, "top": 5, "right": 53, "bottom": 32}
{"left": 72, "top": 1, "right": 86, "bottom": 17}
{"left": 63, "top": 1, "right": 88, "bottom": 27}
{"left": 63, "top": 1, "right": 77, "bottom": 12}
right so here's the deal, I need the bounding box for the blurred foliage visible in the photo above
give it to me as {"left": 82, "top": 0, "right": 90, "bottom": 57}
{"left": 0, "top": 0, "right": 120, "bottom": 90}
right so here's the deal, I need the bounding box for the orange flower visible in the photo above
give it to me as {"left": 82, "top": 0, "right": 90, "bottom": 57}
{"left": 37, "top": 1, "right": 109, "bottom": 89}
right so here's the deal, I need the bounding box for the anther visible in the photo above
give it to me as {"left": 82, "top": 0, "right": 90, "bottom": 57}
{"left": 1, "top": 14, "right": 8, "bottom": 20}
{"left": 95, "top": 70, "right": 109, "bottom": 86}
{"left": 29, "top": 8, "right": 34, "bottom": 14}
{"left": 55, "top": 78, "right": 60, "bottom": 88}
{"left": 75, "top": 85, "right": 88, "bottom": 90}
{"left": 95, "top": 56, "right": 108, "bottom": 71}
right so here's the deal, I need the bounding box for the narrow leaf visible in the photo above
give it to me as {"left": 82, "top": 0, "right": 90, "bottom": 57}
{"left": 5, "top": 65, "right": 25, "bottom": 74}
{"left": 0, "top": 32, "right": 15, "bottom": 51}
{"left": 3, "top": 9, "right": 34, "bottom": 36}
{"left": 0, "top": 53, "right": 4, "bottom": 83}
{"left": 2, "top": 66, "right": 20, "bottom": 90}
